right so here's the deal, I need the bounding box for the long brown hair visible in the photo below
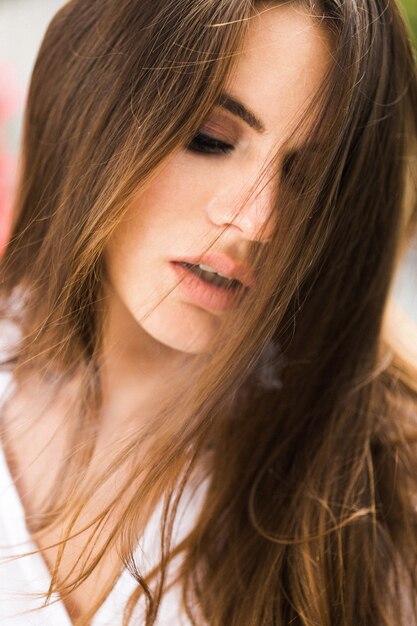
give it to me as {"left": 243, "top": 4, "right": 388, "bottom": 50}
{"left": 1, "top": 0, "right": 417, "bottom": 624}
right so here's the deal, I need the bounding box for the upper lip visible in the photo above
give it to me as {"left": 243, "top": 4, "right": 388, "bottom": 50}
{"left": 172, "top": 252, "right": 256, "bottom": 288}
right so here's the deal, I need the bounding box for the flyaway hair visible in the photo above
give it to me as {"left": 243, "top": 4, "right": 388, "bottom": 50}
{"left": 0, "top": 0, "right": 417, "bottom": 624}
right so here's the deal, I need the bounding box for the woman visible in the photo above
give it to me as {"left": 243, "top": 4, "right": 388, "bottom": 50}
{"left": 0, "top": 0, "right": 416, "bottom": 624}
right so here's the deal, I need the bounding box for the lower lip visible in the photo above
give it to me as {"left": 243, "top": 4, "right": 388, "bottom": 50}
{"left": 169, "top": 262, "right": 247, "bottom": 312}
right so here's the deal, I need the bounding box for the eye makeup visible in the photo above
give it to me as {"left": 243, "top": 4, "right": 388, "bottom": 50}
{"left": 186, "top": 132, "right": 235, "bottom": 155}
{"left": 186, "top": 117, "right": 240, "bottom": 156}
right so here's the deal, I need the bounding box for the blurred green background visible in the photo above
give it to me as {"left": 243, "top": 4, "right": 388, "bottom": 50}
{"left": 401, "top": 0, "right": 417, "bottom": 45}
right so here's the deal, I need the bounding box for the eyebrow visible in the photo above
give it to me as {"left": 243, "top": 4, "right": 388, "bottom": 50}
{"left": 214, "top": 91, "right": 267, "bottom": 134}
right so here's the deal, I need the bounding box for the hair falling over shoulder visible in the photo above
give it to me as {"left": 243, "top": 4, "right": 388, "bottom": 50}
{"left": 0, "top": 0, "right": 417, "bottom": 624}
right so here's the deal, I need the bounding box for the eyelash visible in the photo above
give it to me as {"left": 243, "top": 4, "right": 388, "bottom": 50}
{"left": 186, "top": 134, "right": 302, "bottom": 188}
{"left": 186, "top": 132, "right": 235, "bottom": 155}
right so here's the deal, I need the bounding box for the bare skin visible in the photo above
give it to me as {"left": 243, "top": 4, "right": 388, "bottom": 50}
{"left": 1, "top": 4, "right": 331, "bottom": 623}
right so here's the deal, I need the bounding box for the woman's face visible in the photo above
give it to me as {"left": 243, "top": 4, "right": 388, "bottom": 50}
{"left": 103, "top": 3, "right": 330, "bottom": 356}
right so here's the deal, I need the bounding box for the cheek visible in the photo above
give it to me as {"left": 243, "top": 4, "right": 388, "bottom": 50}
{"left": 110, "top": 159, "right": 225, "bottom": 261}
{"left": 101, "top": 157, "right": 236, "bottom": 354}
{"left": 105, "top": 179, "right": 185, "bottom": 263}
{"left": 127, "top": 166, "right": 202, "bottom": 236}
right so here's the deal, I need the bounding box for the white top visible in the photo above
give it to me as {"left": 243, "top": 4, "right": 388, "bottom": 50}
{"left": 0, "top": 318, "right": 207, "bottom": 625}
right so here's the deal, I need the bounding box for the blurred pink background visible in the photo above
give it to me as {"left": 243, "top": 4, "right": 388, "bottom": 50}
{"left": 0, "top": 59, "right": 21, "bottom": 253}
{"left": 0, "top": 0, "right": 65, "bottom": 256}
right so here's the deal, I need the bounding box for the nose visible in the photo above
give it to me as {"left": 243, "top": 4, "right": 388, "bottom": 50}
{"left": 206, "top": 170, "right": 278, "bottom": 243}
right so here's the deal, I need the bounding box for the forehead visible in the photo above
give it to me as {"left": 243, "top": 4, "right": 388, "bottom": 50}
{"left": 223, "top": 3, "right": 332, "bottom": 145}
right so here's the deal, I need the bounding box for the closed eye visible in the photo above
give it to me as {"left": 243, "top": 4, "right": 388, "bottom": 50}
{"left": 186, "top": 132, "right": 235, "bottom": 156}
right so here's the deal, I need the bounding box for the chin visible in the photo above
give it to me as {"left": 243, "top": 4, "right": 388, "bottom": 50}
{"left": 137, "top": 299, "right": 220, "bottom": 355}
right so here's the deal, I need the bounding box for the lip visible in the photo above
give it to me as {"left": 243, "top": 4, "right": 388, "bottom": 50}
{"left": 169, "top": 261, "right": 248, "bottom": 312}
{"left": 171, "top": 252, "right": 256, "bottom": 288}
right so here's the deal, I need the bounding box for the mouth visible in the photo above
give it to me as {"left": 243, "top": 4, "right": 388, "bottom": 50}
{"left": 170, "top": 261, "right": 249, "bottom": 312}
{"left": 171, "top": 252, "right": 256, "bottom": 289}
{"left": 177, "top": 262, "right": 244, "bottom": 290}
